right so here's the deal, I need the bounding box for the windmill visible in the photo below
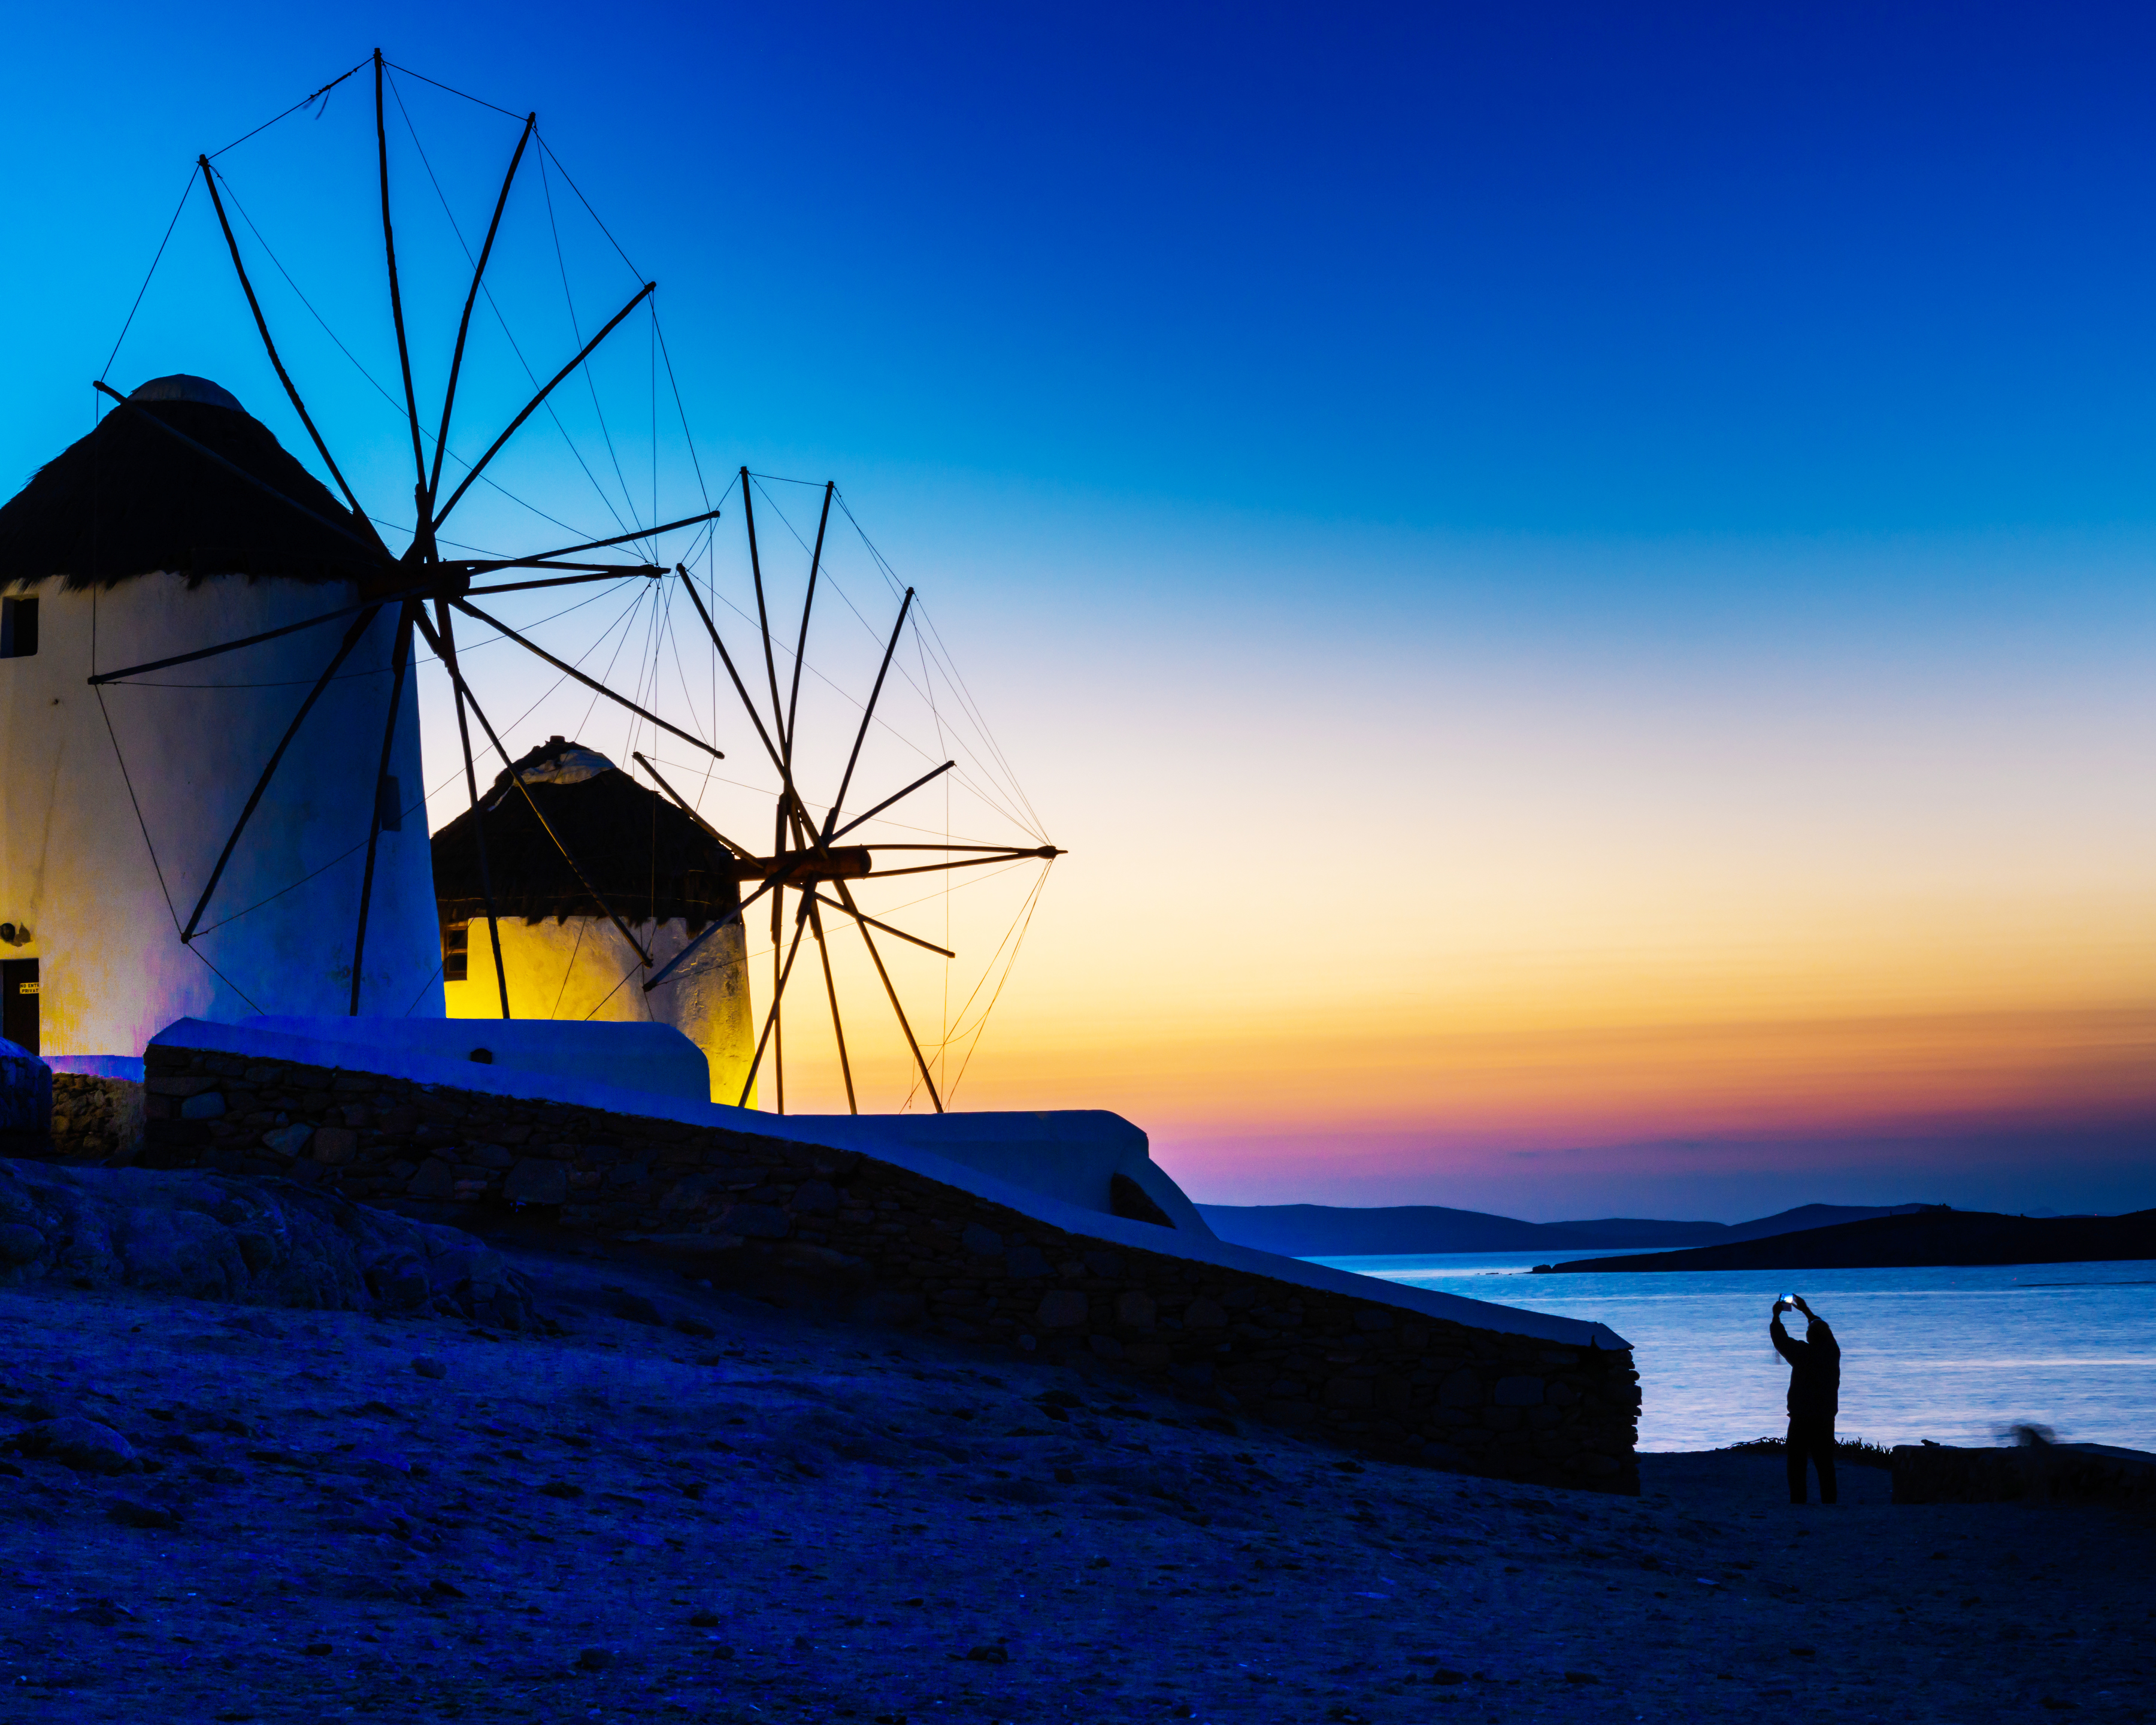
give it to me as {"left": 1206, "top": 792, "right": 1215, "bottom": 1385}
{"left": 0, "top": 51, "right": 1060, "bottom": 1112}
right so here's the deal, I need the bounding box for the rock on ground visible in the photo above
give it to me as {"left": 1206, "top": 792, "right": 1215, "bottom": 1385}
{"left": 6, "top": 1415, "right": 137, "bottom": 1473}
{"left": 0, "top": 1159, "right": 541, "bottom": 1328}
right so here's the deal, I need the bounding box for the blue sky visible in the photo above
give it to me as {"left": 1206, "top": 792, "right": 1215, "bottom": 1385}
{"left": 3, "top": 4, "right": 2150, "bottom": 1216}
{"left": 11, "top": 2, "right": 2156, "bottom": 536}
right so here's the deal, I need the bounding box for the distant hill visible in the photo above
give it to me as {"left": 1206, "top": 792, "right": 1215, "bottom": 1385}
{"left": 1195, "top": 1200, "right": 1936, "bottom": 1257}
{"left": 1530, "top": 1207, "right": 2156, "bottom": 1273}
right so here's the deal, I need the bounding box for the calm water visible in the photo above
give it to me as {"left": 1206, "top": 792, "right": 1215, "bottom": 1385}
{"left": 1312, "top": 1250, "right": 2156, "bottom": 1453}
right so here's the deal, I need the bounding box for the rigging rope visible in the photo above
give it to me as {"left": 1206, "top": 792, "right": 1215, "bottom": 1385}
{"left": 383, "top": 60, "right": 525, "bottom": 122}
{"left": 367, "top": 518, "right": 507, "bottom": 559}
{"left": 831, "top": 488, "right": 1046, "bottom": 830}
{"left": 572, "top": 583, "right": 653, "bottom": 742}
{"left": 102, "top": 59, "right": 705, "bottom": 573}
{"left": 943, "top": 861, "right": 1051, "bottom": 1105}
{"left": 92, "top": 683, "right": 179, "bottom": 938}
{"left": 631, "top": 749, "right": 1020, "bottom": 848}
{"left": 208, "top": 164, "right": 599, "bottom": 546}
{"left": 534, "top": 137, "right": 642, "bottom": 279}
{"left": 664, "top": 583, "right": 715, "bottom": 756}
{"left": 551, "top": 918, "right": 590, "bottom": 1018}
{"left": 895, "top": 860, "right": 1052, "bottom": 1112}
{"left": 653, "top": 311, "right": 711, "bottom": 510}
{"left": 743, "top": 479, "right": 1041, "bottom": 839}
{"left": 384, "top": 71, "right": 632, "bottom": 544}
{"left": 401, "top": 956, "right": 447, "bottom": 1018}
{"left": 95, "top": 682, "right": 265, "bottom": 1014}
{"left": 915, "top": 594, "right": 1050, "bottom": 836}
{"left": 618, "top": 562, "right": 668, "bottom": 767}
{"left": 860, "top": 535, "right": 1050, "bottom": 837}
{"left": 181, "top": 579, "right": 652, "bottom": 937}
{"left": 905, "top": 580, "right": 955, "bottom": 1089}
{"left": 651, "top": 307, "right": 659, "bottom": 567}
{"left": 752, "top": 479, "right": 1046, "bottom": 840}
{"left": 101, "top": 169, "right": 198, "bottom": 383}
{"left": 386, "top": 67, "right": 714, "bottom": 552}
{"left": 538, "top": 146, "right": 643, "bottom": 547}
{"left": 112, "top": 56, "right": 701, "bottom": 568}
{"left": 207, "top": 60, "right": 367, "bottom": 161}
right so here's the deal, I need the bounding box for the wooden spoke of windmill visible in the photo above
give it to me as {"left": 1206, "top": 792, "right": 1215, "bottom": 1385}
{"left": 643, "top": 470, "right": 1064, "bottom": 1116}
{"left": 73, "top": 54, "right": 1062, "bottom": 1115}
{"left": 81, "top": 53, "right": 725, "bottom": 1021}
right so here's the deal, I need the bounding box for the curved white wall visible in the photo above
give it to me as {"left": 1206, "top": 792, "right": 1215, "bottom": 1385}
{"left": 443, "top": 913, "right": 753, "bottom": 1106}
{"left": 0, "top": 575, "right": 440, "bottom": 1056}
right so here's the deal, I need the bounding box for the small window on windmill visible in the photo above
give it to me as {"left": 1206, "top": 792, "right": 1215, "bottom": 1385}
{"left": 376, "top": 774, "right": 402, "bottom": 832}
{"left": 0, "top": 597, "right": 37, "bottom": 659}
{"left": 441, "top": 922, "right": 468, "bottom": 982}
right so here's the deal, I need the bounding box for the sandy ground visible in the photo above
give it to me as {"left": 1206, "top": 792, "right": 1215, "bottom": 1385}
{"left": 1, "top": 1241, "right": 2149, "bottom": 1724}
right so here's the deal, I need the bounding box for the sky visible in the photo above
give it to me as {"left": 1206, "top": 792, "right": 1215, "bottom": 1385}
{"left": 1, "top": 2, "right": 2150, "bottom": 1220}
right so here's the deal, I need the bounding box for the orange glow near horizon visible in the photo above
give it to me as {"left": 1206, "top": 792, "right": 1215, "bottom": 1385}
{"left": 753, "top": 850, "right": 2154, "bottom": 1215}
{"left": 419, "top": 503, "right": 2155, "bottom": 1219}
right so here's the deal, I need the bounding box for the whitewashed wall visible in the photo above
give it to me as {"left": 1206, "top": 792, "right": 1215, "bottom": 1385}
{"left": 0, "top": 574, "right": 441, "bottom": 1057}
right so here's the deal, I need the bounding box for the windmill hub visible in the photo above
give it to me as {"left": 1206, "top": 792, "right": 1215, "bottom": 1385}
{"left": 737, "top": 848, "right": 874, "bottom": 888}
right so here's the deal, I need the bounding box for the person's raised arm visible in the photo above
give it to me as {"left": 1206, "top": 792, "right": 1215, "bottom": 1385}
{"left": 1770, "top": 1301, "right": 1800, "bottom": 1363}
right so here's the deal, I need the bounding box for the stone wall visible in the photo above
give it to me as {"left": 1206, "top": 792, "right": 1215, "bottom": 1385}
{"left": 1891, "top": 1440, "right": 2156, "bottom": 1506}
{"left": 51, "top": 1075, "right": 144, "bottom": 1164}
{"left": 118, "top": 1040, "right": 1643, "bottom": 1492}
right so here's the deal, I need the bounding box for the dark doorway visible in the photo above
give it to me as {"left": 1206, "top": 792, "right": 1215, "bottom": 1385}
{"left": 0, "top": 595, "right": 37, "bottom": 658}
{"left": 1, "top": 959, "right": 37, "bottom": 1054}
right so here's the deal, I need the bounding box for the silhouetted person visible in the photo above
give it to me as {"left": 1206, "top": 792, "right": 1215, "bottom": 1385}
{"left": 1771, "top": 1296, "right": 1839, "bottom": 1504}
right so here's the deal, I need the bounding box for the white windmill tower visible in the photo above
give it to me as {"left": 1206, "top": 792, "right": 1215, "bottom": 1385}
{"left": 0, "top": 373, "right": 440, "bottom": 1061}
{"left": 431, "top": 734, "right": 758, "bottom": 1104}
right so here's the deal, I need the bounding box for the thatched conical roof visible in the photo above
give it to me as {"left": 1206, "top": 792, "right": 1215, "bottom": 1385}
{"left": 431, "top": 737, "right": 744, "bottom": 932}
{"left": 0, "top": 376, "right": 389, "bottom": 592}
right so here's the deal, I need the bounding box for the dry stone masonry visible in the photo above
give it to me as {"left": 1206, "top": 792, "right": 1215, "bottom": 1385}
{"left": 1891, "top": 1439, "right": 2156, "bottom": 1507}
{"left": 44, "top": 1043, "right": 1642, "bottom": 1492}
{"left": 50, "top": 1073, "right": 143, "bottom": 1164}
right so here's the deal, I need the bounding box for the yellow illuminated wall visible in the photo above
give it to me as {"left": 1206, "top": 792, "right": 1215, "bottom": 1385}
{"left": 444, "top": 915, "right": 755, "bottom": 1107}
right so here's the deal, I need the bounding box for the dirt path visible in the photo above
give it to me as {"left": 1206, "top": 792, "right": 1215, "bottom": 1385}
{"left": 1, "top": 1244, "right": 2148, "bottom": 1723}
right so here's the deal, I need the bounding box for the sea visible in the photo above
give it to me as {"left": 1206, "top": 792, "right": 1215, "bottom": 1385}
{"left": 1311, "top": 1251, "right": 2156, "bottom": 1454}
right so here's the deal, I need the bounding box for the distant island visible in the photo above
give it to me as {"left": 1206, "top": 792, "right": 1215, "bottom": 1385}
{"left": 1529, "top": 1206, "right": 2156, "bottom": 1273}
{"left": 1196, "top": 1200, "right": 1936, "bottom": 1257}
